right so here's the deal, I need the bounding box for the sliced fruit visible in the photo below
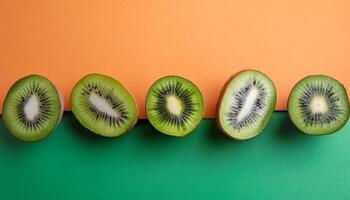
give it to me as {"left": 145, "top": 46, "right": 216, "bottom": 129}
{"left": 70, "top": 73, "right": 138, "bottom": 137}
{"left": 2, "top": 75, "right": 63, "bottom": 141}
{"left": 146, "top": 75, "right": 204, "bottom": 137}
{"left": 288, "top": 75, "right": 349, "bottom": 135}
{"left": 217, "top": 70, "right": 276, "bottom": 140}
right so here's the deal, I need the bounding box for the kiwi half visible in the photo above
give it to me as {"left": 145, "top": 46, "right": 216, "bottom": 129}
{"left": 217, "top": 70, "right": 276, "bottom": 140}
{"left": 146, "top": 76, "right": 204, "bottom": 137}
{"left": 288, "top": 75, "right": 349, "bottom": 135}
{"left": 70, "top": 73, "right": 138, "bottom": 137}
{"left": 2, "top": 75, "right": 63, "bottom": 141}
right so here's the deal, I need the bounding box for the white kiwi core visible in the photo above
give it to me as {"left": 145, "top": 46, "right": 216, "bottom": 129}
{"left": 310, "top": 96, "right": 329, "bottom": 114}
{"left": 166, "top": 95, "right": 183, "bottom": 116}
{"left": 23, "top": 95, "right": 40, "bottom": 121}
{"left": 236, "top": 87, "right": 259, "bottom": 122}
{"left": 89, "top": 92, "right": 120, "bottom": 118}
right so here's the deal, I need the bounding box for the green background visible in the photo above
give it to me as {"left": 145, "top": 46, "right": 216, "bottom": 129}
{"left": 0, "top": 112, "right": 349, "bottom": 199}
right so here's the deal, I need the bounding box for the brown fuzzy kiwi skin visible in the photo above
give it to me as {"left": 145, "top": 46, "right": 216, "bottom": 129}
{"left": 215, "top": 69, "right": 274, "bottom": 141}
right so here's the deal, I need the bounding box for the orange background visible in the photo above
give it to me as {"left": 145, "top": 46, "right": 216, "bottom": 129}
{"left": 0, "top": 0, "right": 349, "bottom": 118}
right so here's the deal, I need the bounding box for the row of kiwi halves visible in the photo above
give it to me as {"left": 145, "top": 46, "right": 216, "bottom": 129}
{"left": 2, "top": 70, "right": 349, "bottom": 142}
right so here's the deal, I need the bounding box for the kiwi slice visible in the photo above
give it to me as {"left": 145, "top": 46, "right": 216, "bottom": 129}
{"left": 217, "top": 70, "right": 276, "bottom": 140}
{"left": 146, "top": 76, "right": 204, "bottom": 137}
{"left": 2, "top": 75, "right": 63, "bottom": 141}
{"left": 288, "top": 75, "right": 349, "bottom": 135}
{"left": 70, "top": 74, "right": 138, "bottom": 137}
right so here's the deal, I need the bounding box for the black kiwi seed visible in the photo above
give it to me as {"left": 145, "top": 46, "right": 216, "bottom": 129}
{"left": 2, "top": 75, "right": 63, "bottom": 141}
{"left": 70, "top": 73, "right": 138, "bottom": 137}
{"left": 217, "top": 70, "right": 276, "bottom": 140}
{"left": 80, "top": 82, "right": 129, "bottom": 127}
{"left": 153, "top": 82, "right": 195, "bottom": 127}
{"left": 16, "top": 83, "right": 52, "bottom": 130}
{"left": 146, "top": 75, "right": 204, "bottom": 137}
{"left": 226, "top": 77, "right": 267, "bottom": 130}
{"left": 299, "top": 83, "right": 342, "bottom": 126}
{"left": 288, "top": 75, "right": 349, "bottom": 135}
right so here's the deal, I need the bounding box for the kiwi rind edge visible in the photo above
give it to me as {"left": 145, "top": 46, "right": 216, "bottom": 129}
{"left": 216, "top": 70, "right": 276, "bottom": 141}
{"left": 287, "top": 75, "right": 350, "bottom": 136}
{"left": 70, "top": 73, "right": 138, "bottom": 137}
{"left": 145, "top": 75, "right": 204, "bottom": 137}
{"left": 2, "top": 74, "right": 64, "bottom": 142}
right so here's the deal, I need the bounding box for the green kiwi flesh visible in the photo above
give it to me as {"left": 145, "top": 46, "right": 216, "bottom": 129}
{"left": 288, "top": 75, "right": 349, "bottom": 135}
{"left": 146, "top": 76, "right": 204, "bottom": 137}
{"left": 70, "top": 73, "right": 138, "bottom": 137}
{"left": 217, "top": 70, "right": 276, "bottom": 140}
{"left": 2, "top": 75, "right": 63, "bottom": 141}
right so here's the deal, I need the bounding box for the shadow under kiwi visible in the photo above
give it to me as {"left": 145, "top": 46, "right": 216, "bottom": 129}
{"left": 273, "top": 112, "right": 319, "bottom": 144}
{"left": 197, "top": 118, "right": 255, "bottom": 152}
{"left": 0, "top": 115, "right": 48, "bottom": 152}
{"left": 131, "top": 119, "right": 199, "bottom": 150}
{"left": 64, "top": 112, "right": 127, "bottom": 145}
